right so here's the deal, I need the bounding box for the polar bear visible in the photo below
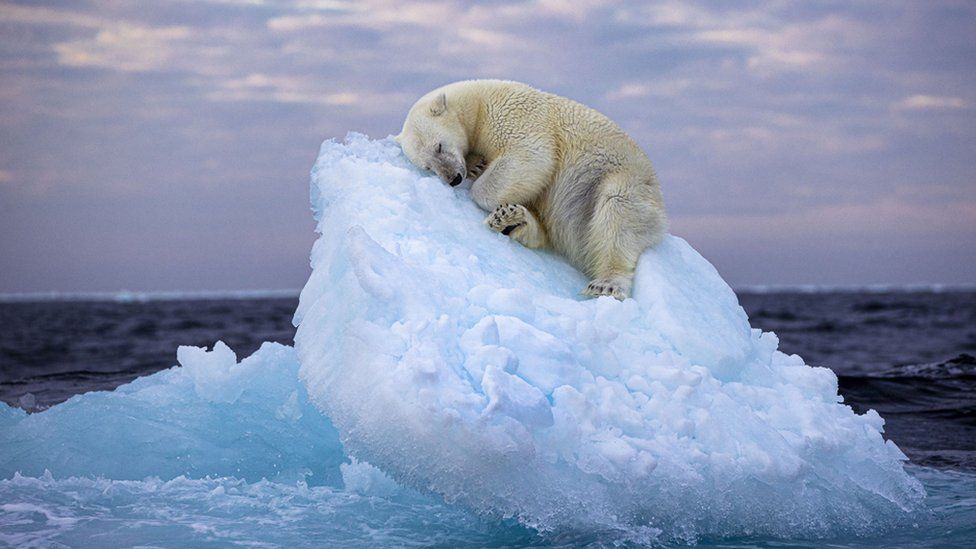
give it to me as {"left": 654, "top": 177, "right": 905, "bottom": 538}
{"left": 396, "top": 80, "right": 667, "bottom": 299}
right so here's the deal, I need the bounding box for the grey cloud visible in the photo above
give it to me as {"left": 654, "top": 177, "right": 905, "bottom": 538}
{"left": 0, "top": 0, "right": 974, "bottom": 291}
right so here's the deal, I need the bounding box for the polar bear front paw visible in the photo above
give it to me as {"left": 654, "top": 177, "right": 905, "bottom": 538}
{"left": 468, "top": 160, "right": 488, "bottom": 179}
{"left": 582, "top": 278, "right": 630, "bottom": 300}
{"left": 486, "top": 203, "right": 527, "bottom": 236}
{"left": 466, "top": 154, "right": 488, "bottom": 180}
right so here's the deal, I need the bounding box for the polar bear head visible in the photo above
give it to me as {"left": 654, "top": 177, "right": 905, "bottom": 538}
{"left": 396, "top": 91, "right": 467, "bottom": 187}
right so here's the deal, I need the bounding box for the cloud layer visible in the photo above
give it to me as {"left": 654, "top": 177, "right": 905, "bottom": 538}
{"left": 1, "top": 0, "right": 974, "bottom": 291}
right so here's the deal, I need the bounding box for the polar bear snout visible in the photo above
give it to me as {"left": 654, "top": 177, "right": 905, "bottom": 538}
{"left": 431, "top": 153, "right": 466, "bottom": 187}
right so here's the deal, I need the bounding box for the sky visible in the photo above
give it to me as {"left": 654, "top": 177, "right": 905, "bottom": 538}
{"left": 0, "top": 0, "right": 974, "bottom": 293}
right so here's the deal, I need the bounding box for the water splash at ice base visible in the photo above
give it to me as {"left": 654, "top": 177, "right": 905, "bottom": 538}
{"left": 3, "top": 134, "right": 972, "bottom": 547}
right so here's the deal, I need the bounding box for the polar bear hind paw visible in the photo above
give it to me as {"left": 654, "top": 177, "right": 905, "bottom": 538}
{"left": 486, "top": 203, "right": 527, "bottom": 235}
{"left": 582, "top": 278, "right": 629, "bottom": 300}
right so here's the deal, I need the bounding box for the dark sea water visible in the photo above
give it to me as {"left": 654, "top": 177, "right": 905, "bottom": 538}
{"left": 0, "top": 297, "right": 298, "bottom": 409}
{"left": 1, "top": 291, "right": 975, "bottom": 547}
{"left": 2, "top": 290, "right": 974, "bottom": 472}
{"left": 740, "top": 290, "right": 976, "bottom": 471}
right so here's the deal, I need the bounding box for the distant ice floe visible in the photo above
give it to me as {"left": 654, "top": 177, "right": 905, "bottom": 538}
{"left": 735, "top": 283, "right": 976, "bottom": 294}
{"left": 293, "top": 134, "right": 925, "bottom": 541}
{"left": 0, "top": 289, "right": 301, "bottom": 303}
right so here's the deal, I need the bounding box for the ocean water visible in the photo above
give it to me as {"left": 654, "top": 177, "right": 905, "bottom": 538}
{"left": 1, "top": 290, "right": 975, "bottom": 546}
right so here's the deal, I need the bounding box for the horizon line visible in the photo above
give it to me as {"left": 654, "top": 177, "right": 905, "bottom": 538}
{"left": 1, "top": 284, "right": 974, "bottom": 303}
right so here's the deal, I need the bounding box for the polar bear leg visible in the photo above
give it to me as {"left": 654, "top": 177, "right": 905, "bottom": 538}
{"left": 581, "top": 172, "right": 661, "bottom": 300}
{"left": 470, "top": 152, "right": 553, "bottom": 212}
{"left": 485, "top": 203, "right": 549, "bottom": 249}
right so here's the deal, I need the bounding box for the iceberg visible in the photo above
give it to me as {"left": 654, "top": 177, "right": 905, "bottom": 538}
{"left": 1, "top": 133, "right": 949, "bottom": 546}
{"left": 294, "top": 134, "right": 925, "bottom": 540}
{"left": 0, "top": 343, "right": 344, "bottom": 485}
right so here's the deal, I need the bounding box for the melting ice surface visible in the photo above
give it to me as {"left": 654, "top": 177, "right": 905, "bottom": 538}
{"left": 1, "top": 134, "right": 974, "bottom": 547}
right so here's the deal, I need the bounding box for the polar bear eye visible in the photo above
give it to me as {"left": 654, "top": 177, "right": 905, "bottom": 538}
{"left": 436, "top": 143, "right": 442, "bottom": 154}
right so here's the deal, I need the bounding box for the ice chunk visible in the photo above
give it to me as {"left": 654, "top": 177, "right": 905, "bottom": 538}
{"left": 0, "top": 343, "right": 345, "bottom": 486}
{"left": 340, "top": 457, "right": 400, "bottom": 497}
{"left": 294, "top": 134, "right": 925, "bottom": 541}
{"left": 16, "top": 393, "right": 37, "bottom": 413}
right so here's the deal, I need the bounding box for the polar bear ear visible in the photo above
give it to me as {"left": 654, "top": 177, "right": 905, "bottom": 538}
{"left": 429, "top": 93, "right": 447, "bottom": 117}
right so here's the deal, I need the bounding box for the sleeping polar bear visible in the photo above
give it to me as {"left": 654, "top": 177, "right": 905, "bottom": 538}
{"left": 396, "top": 79, "right": 667, "bottom": 300}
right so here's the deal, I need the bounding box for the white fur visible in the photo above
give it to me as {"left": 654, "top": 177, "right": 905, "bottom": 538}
{"left": 397, "top": 80, "right": 668, "bottom": 299}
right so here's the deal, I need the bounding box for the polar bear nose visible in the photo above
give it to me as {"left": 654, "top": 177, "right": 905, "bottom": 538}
{"left": 450, "top": 173, "right": 463, "bottom": 187}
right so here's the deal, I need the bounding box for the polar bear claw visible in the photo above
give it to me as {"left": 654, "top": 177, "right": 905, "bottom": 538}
{"left": 582, "top": 277, "right": 630, "bottom": 300}
{"left": 467, "top": 155, "right": 488, "bottom": 180}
